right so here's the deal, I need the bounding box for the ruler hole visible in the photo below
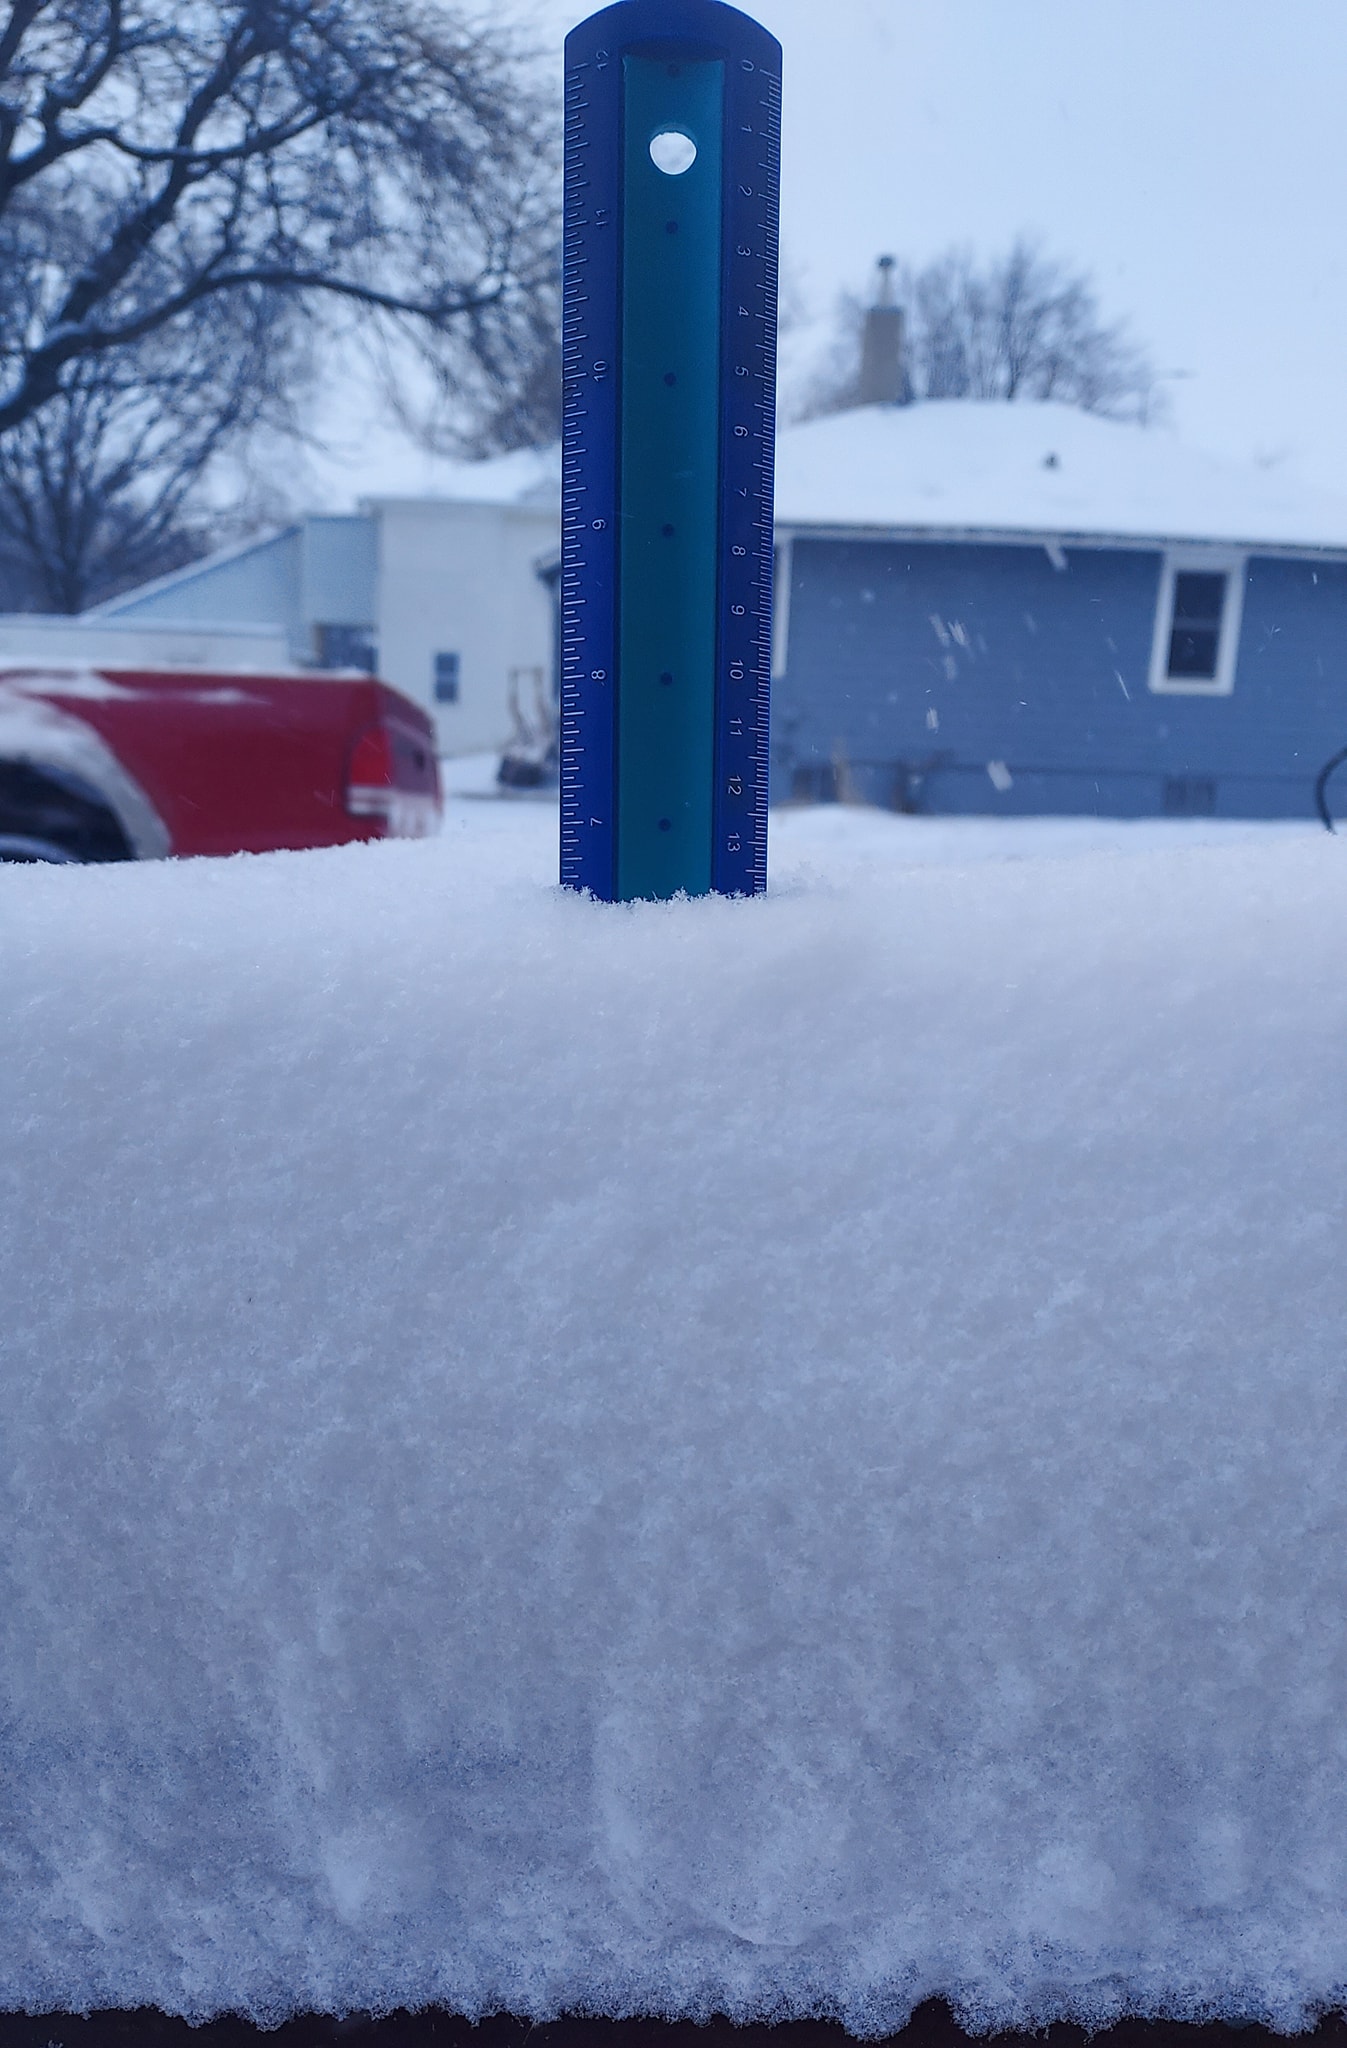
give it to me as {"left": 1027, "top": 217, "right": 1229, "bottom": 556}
{"left": 650, "top": 129, "right": 697, "bottom": 176}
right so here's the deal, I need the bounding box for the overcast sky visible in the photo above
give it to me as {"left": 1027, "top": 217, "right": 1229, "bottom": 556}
{"left": 521, "top": 0, "right": 1347, "bottom": 492}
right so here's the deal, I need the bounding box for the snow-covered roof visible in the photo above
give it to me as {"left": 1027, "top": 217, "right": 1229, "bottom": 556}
{"left": 773, "top": 399, "right": 1347, "bottom": 553}
{"left": 351, "top": 400, "right": 1347, "bottom": 554}
{"left": 357, "top": 438, "right": 561, "bottom": 511}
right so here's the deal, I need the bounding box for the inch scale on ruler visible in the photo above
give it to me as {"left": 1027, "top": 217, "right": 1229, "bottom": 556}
{"left": 561, "top": 0, "right": 782, "bottom": 901}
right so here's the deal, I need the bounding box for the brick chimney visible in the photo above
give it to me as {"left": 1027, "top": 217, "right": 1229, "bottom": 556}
{"left": 856, "top": 255, "right": 911, "bottom": 406}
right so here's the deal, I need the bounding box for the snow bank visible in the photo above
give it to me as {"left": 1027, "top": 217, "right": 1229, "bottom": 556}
{"left": 4, "top": 812, "right": 1347, "bottom": 2032}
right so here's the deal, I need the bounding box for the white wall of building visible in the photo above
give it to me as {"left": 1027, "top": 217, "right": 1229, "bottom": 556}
{"left": 75, "top": 447, "right": 562, "bottom": 756}
{"left": 0, "top": 614, "right": 292, "bottom": 670}
{"left": 94, "top": 521, "right": 376, "bottom": 668}
{"left": 91, "top": 530, "right": 309, "bottom": 656}
{"left": 372, "top": 497, "right": 557, "bottom": 755}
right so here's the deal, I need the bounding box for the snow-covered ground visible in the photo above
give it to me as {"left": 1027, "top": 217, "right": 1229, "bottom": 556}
{"left": 4, "top": 792, "right": 1347, "bottom": 2032}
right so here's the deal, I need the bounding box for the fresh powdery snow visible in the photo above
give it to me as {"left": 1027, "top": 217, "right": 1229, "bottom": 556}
{"left": 4, "top": 796, "right": 1347, "bottom": 2034}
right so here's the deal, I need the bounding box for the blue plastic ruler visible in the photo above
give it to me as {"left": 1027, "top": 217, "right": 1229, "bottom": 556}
{"left": 561, "top": 0, "right": 782, "bottom": 900}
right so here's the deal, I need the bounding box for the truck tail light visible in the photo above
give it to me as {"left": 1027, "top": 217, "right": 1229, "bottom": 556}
{"left": 345, "top": 721, "right": 396, "bottom": 820}
{"left": 345, "top": 716, "right": 442, "bottom": 838}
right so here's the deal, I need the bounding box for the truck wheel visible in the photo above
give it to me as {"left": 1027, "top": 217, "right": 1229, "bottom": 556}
{"left": 0, "top": 761, "right": 134, "bottom": 862}
{"left": 0, "top": 834, "right": 80, "bottom": 862}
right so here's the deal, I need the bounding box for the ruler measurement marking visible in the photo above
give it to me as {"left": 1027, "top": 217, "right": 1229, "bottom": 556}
{"left": 564, "top": 0, "right": 779, "bottom": 899}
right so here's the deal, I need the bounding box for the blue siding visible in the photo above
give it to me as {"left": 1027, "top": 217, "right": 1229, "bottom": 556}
{"left": 99, "top": 516, "right": 377, "bottom": 666}
{"left": 775, "top": 538, "right": 1347, "bottom": 817}
{"left": 1233, "top": 556, "right": 1347, "bottom": 782}
{"left": 103, "top": 529, "right": 304, "bottom": 642}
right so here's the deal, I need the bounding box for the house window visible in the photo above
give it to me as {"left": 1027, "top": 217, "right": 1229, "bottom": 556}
{"left": 434, "top": 651, "right": 461, "bottom": 704}
{"left": 1148, "top": 556, "right": 1244, "bottom": 696}
{"left": 1163, "top": 776, "right": 1217, "bottom": 816}
{"left": 315, "top": 623, "right": 376, "bottom": 673}
{"left": 1168, "top": 572, "right": 1227, "bottom": 680}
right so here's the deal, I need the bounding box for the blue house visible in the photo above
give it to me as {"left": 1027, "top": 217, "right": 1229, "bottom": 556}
{"left": 771, "top": 400, "right": 1347, "bottom": 817}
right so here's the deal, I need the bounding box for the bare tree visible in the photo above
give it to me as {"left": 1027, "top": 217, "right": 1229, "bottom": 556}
{"left": 0, "top": 285, "right": 303, "bottom": 611}
{"left": 374, "top": 264, "right": 563, "bottom": 461}
{"left": 0, "top": 0, "right": 559, "bottom": 444}
{"left": 800, "top": 238, "right": 1157, "bottom": 422}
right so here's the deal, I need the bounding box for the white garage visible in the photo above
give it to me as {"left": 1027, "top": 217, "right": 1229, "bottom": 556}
{"left": 89, "top": 444, "right": 561, "bottom": 757}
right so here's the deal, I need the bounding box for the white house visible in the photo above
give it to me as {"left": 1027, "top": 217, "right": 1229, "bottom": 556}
{"left": 90, "top": 445, "right": 561, "bottom": 756}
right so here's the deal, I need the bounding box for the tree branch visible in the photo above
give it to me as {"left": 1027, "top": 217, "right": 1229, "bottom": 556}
{"left": 0, "top": 257, "right": 526, "bottom": 436}
{"left": 0, "top": 0, "right": 561, "bottom": 462}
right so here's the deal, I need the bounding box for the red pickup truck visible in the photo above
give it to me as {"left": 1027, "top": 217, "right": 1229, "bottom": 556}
{"left": 0, "top": 664, "right": 441, "bottom": 862}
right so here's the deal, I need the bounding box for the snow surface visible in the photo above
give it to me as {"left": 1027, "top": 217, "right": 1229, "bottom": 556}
{"left": 4, "top": 798, "right": 1347, "bottom": 2032}
{"left": 774, "top": 401, "right": 1347, "bottom": 552}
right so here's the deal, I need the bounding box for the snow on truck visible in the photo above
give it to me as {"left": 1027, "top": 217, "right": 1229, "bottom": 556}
{"left": 0, "top": 663, "right": 441, "bottom": 863}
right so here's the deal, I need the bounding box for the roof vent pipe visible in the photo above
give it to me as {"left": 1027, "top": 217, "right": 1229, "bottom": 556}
{"left": 857, "top": 254, "right": 911, "bottom": 407}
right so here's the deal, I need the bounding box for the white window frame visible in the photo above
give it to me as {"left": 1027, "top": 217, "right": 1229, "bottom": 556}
{"left": 1147, "top": 549, "right": 1246, "bottom": 697}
